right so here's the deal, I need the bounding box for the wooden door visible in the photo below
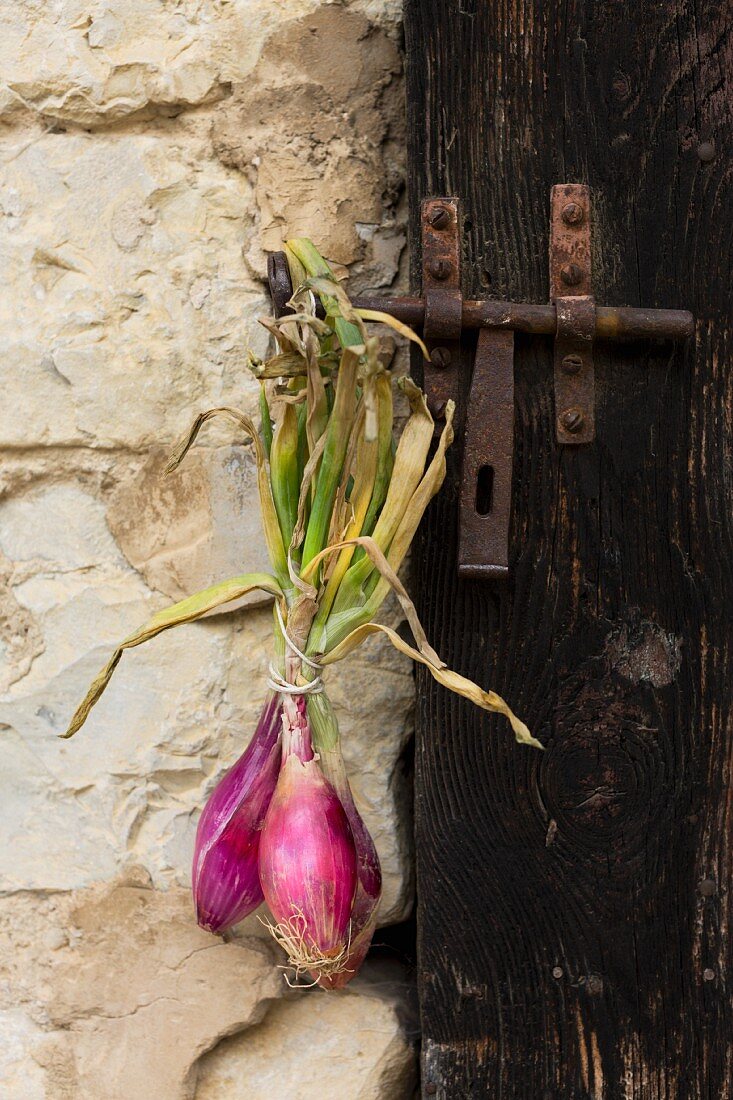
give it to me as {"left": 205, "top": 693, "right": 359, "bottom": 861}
{"left": 407, "top": 2, "right": 732, "bottom": 1096}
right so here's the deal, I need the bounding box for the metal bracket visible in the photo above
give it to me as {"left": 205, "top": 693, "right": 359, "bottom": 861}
{"left": 550, "top": 184, "right": 595, "bottom": 443}
{"left": 421, "top": 197, "right": 462, "bottom": 429}
{"left": 266, "top": 187, "right": 693, "bottom": 581}
{"left": 458, "top": 328, "right": 514, "bottom": 580}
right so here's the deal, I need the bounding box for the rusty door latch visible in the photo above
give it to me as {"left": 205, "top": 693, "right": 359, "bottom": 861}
{"left": 267, "top": 186, "right": 693, "bottom": 580}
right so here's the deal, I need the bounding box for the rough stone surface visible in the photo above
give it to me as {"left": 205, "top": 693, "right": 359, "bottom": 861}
{"left": 0, "top": 1, "right": 413, "bottom": 1095}
{"left": 0, "top": 875, "right": 416, "bottom": 1099}
{"left": 195, "top": 960, "right": 418, "bottom": 1100}
{"left": 0, "top": 872, "right": 286, "bottom": 1099}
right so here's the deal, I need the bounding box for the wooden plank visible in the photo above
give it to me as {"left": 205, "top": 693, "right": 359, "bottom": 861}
{"left": 406, "top": 1, "right": 732, "bottom": 1096}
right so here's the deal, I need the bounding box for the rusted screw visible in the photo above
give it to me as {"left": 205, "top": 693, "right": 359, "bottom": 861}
{"left": 699, "top": 879, "right": 716, "bottom": 897}
{"left": 429, "top": 206, "right": 451, "bottom": 229}
{"left": 697, "top": 141, "right": 715, "bottom": 163}
{"left": 428, "top": 259, "right": 451, "bottom": 281}
{"left": 561, "top": 202, "right": 585, "bottom": 226}
{"left": 560, "top": 263, "right": 584, "bottom": 287}
{"left": 561, "top": 408, "right": 585, "bottom": 434}
{"left": 561, "top": 353, "right": 583, "bottom": 374}
{"left": 430, "top": 346, "right": 452, "bottom": 369}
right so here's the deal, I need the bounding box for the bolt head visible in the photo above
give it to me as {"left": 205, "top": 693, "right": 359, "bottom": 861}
{"left": 561, "top": 353, "right": 583, "bottom": 374}
{"left": 430, "top": 346, "right": 452, "bottom": 369}
{"left": 560, "top": 408, "right": 585, "bottom": 433}
{"left": 560, "top": 263, "right": 584, "bottom": 287}
{"left": 428, "top": 259, "right": 451, "bottom": 281}
{"left": 429, "top": 206, "right": 451, "bottom": 229}
{"left": 697, "top": 141, "right": 715, "bottom": 163}
{"left": 561, "top": 202, "right": 585, "bottom": 226}
{"left": 703, "top": 968, "right": 716, "bottom": 982}
{"left": 552, "top": 966, "right": 564, "bottom": 979}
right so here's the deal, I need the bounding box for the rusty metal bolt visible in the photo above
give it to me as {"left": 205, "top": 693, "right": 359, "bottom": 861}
{"left": 697, "top": 141, "right": 715, "bottom": 163}
{"left": 699, "top": 879, "right": 716, "bottom": 897}
{"left": 560, "top": 408, "right": 585, "bottom": 434}
{"left": 560, "top": 263, "right": 584, "bottom": 287}
{"left": 552, "top": 966, "right": 564, "bottom": 980}
{"left": 561, "top": 353, "right": 583, "bottom": 375}
{"left": 428, "top": 259, "right": 452, "bottom": 281}
{"left": 429, "top": 206, "right": 451, "bottom": 230}
{"left": 562, "top": 409, "right": 584, "bottom": 432}
{"left": 430, "top": 346, "right": 452, "bottom": 369}
{"left": 561, "top": 202, "right": 585, "bottom": 226}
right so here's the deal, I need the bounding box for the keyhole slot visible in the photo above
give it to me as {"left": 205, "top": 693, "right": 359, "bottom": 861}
{"left": 475, "top": 465, "right": 494, "bottom": 516}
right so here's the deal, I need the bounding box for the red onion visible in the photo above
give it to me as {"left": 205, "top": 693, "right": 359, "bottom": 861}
{"left": 258, "top": 699, "right": 358, "bottom": 982}
{"left": 315, "top": 739, "right": 381, "bottom": 989}
{"left": 193, "top": 694, "right": 282, "bottom": 933}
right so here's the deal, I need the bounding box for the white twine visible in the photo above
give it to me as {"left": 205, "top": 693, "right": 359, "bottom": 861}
{"left": 266, "top": 604, "right": 323, "bottom": 696}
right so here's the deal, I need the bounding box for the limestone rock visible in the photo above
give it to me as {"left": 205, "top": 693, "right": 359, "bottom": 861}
{"left": 213, "top": 6, "right": 405, "bottom": 277}
{"left": 0, "top": 875, "right": 287, "bottom": 1100}
{"left": 0, "top": 1009, "right": 47, "bottom": 1100}
{"left": 105, "top": 445, "right": 273, "bottom": 604}
{"left": 194, "top": 959, "right": 418, "bottom": 1100}
{"left": 0, "top": 0, "right": 323, "bottom": 128}
{"left": 0, "top": 123, "right": 265, "bottom": 451}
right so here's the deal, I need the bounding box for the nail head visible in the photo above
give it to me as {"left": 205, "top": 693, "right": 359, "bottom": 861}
{"left": 552, "top": 966, "right": 564, "bottom": 979}
{"left": 560, "top": 408, "right": 585, "bottom": 433}
{"left": 430, "top": 346, "right": 452, "bottom": 369}
{"left": 703, "top": 968, "right": 715, "bottom": 982}
{"left": 561, "top": 353, "right": 583, "bottom": 375}
{"left": 561, "top": 202, "right": 585, "bottom": 226}
{"left": 428, "top": 259, "right": 451, "bottom": 281}
{"left": 560, "top": 263, "right": 584, "bottom": 287}
{"left": 429, "top": 206, "right": 451, "bottom": 229}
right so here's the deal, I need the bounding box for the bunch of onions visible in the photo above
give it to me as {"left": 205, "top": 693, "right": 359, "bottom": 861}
{"left": 63, "top": 240, "right": 540, "bottom": 988}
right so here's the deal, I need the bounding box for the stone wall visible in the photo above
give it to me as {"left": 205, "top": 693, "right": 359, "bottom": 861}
{"left": 0, "top": 3, "right": 416, "bottom": 1096}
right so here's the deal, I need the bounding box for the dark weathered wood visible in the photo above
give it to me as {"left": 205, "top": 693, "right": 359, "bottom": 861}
{"left": 407, "top": 2, "right": 732, "bottom": 1096}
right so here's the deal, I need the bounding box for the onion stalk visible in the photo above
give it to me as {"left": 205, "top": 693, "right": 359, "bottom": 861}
{"left": 62, "top": 240, "right": 541, "bottom": 989}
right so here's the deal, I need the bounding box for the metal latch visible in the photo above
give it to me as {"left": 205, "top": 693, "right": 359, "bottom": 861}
{"left": 267, "top": 186, "right": 693, "bottom": 580}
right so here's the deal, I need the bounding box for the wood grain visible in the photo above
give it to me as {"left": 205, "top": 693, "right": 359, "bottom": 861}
{"left": 406, "top": 1, "right": 732, "bottom": 1096}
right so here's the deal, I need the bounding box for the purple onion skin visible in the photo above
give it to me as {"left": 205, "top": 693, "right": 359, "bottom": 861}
{"left": 259, "top": 707, "right": 358, "bottom": 958}
{"left": 315, "top": 745, "right": 381, "bottom": 989}
{"left": 193, "top": 694, "right": 282, "bottom": 933}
